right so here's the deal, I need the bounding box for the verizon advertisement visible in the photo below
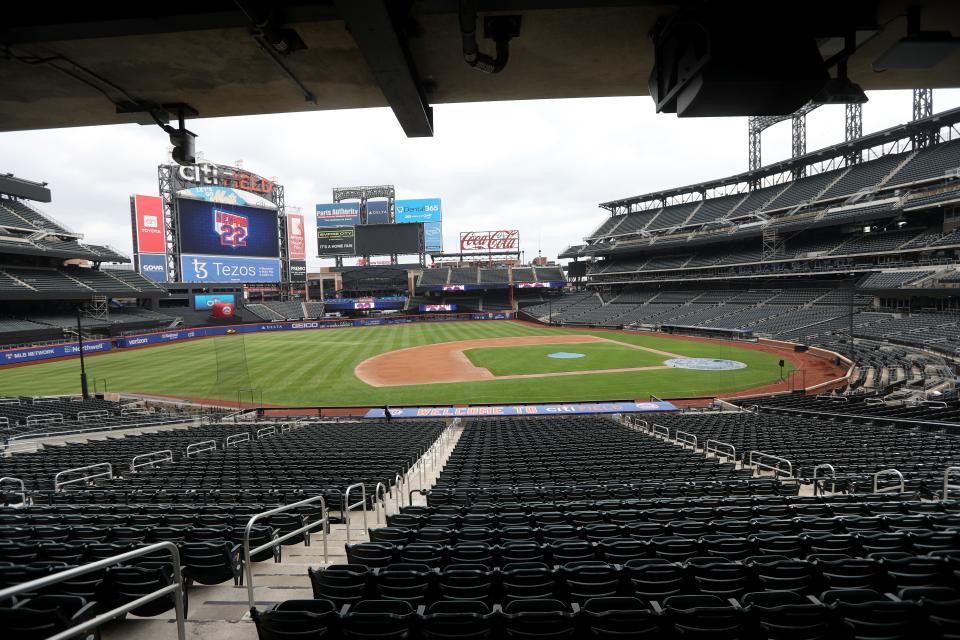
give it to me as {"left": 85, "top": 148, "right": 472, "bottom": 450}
{"left": 287, "top": 213, "right": 306, "bottom": 260}
{"left": 133, "top": 194, "right": 165, "bottom": 253}
{"left": 460, "top": 230, "right": 520, "bottom": 252}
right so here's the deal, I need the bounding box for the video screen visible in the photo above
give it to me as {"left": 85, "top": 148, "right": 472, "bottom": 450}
{"left": 355, "top": 222, "right": 421, "bottom": 255}
{"left": 178, "top": 197, "right": 280, "bottom": 258}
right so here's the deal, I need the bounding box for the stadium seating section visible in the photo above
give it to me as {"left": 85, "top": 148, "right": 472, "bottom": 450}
{"left": 260, "top": 415, "right": 960, "bottom": 640}
{"left": 246, "top": 301, "right": 326, "bottom": 322}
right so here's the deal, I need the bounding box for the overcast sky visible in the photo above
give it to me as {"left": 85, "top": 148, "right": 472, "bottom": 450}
{"left": 3, "top": 89, "right": 959, "bottom": 268}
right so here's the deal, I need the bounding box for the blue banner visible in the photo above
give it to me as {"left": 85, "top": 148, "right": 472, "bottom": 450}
{"left": 316, "top": 202, "right": 360, "bottom": 228}
{"left": 322, "top": 296, "right": 406, "bottom": 304}
{"left": 424, "top": 220, "right": 442, "bottom": 252}
{"left": 323, "top": 298, "right": 406, "bottom": 311}
{"left": 194, "top": 294, "right": 236, "bottom": 310}
{"left": 366, "top": 200, "right": 389, "bottom": 225}
{"left": 180, "top": 255, "right": 282, "bottom": 283}
{"left": 396, "top": 198, "right": 441, "bottom": 223}
{"left": 138, "top": 253, "right": 168, "bottom": 283}
{"left": 1, "top": 339, "right": 113, "bottom": 365}
{"left": 363, "top": 401, "right": 678, "bottom": 419}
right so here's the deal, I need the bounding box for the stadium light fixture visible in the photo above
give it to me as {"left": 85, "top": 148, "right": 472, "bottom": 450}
{"left": 154, "top": 104, "right": 198, "bottom": 167}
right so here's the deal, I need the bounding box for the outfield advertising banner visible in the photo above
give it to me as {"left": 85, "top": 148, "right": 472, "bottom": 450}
{"left": 460, "top": 229, "right": 519, "bottom": 252}
{"left": 316, "top": 226, "right": 356, "bottom": 256}
{"left": 180, "top": 255, "right": 282, "bottom": 283}
{"left": 316, "top": 203, "right": 360, "bottom": 228}
{"left": 516, "top": 281, "right": 563, "bottom": 289}
{"left": 366, "top": 200, "right": 389, "bottom": 225}
{"left": 133, "top": 194, "right": 166, "bottom": 253}
{"left": 1, "top": 339, "right": 113, "bottom": 365}
{"left": 138, "top": 252, "right": 168, "bottom": 283}
{"left": 363, "top": 401, "right": 678, "bottom": 419}
{"left": 323, "top": 297, "right": 406, "bottom": 311}
{"left": 194, "top": 294, "right": 236, "bottom": 310}
{"left": 420, "top": 304, "right": 457, "bottom": 312}
{"left": 286, "top": 213, "right": 306, "bottom": 260}
{"left": 289, "top": 259, "right": 307, "bottom": 282}
{"left": 423, "top": 221, "right": 442, "bottom": 252}
{"left": 396, "top": 198, "right": 441, "bottom": 251}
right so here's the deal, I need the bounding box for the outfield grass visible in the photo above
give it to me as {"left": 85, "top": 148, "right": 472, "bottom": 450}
{"left": 0, "top": 321, "right": 792, "bottom": 406}
{"left": 464, "top": 342, "right": 667, "bottom": 376}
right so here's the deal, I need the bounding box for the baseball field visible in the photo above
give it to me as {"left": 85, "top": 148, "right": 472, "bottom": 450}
{"left": 0, "top": 320, "right": 808, "bottom": 406}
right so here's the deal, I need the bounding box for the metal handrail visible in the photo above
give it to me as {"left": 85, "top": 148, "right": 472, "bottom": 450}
{"left": 705, "top": 439, "right": 736, "bottom": 462}
{"left": 944, "top": 466, "right": 960, "bottom": 500}
{"left": 864, "top": 397, "right": 886, "bottom": 406}
{"left": 393, "top": 473, "right": 405, "bottom": 510}
{"left": 120, "top": 407, "right": 150, "bottom": 416}
{"left": 256, "top": 425, "right": 275, "bottom": 440}
{"left": 674, "top": 429, "right": 697, "bottom": 450}
{"left": 812, "top": 463, "right": 837, "bottom": 496}
{"left": 77, "top": 410, "right": 109, "bottom": 421}
{"left": 280, "top": 422, "right": 292, "bottom": 434}
{"left": 130, "top": 449, "right": 174, "bottom": 473}
{"left": 225, "top": 432, "right": 250, "bottom": 448}
{"left": 0, "top": 541, "right": 186, "bottom": 640}
{"left": 374, "top": 482, "right": 388, "bottom": 523}
{"left": 243, "top": 495, "right": 328, "bottom": 608}
{"left": 748, "top": 451, "right": 793, "bottom": 478}
{"left": 873, "top": 468, "right": 905, "bottom": 494}
{"left": 344, "top": 482, "right": 368, "bottom": 545}
{"left": 186, "top": 439, "right": 217, "bottom": 458}
{"left": 652, "top": 424, "right": 670, "bottom": 439}
{"left": 54, "top": 462, "right": 113, "bottom": 491}
{"left": 26, "top": 413, "right": 63, "bottom": 425}
{"left": 0, "top": 476, "right": 27, "bottom": 505}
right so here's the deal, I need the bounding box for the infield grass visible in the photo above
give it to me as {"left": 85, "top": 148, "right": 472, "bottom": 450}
{"left": 464, "top": 342, "right": 667, "bottom": 376}
{"left": 0, "top": 321, "right": 793, "bottom": 406}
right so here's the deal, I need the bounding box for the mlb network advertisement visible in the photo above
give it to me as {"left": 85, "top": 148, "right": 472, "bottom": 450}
{"left": 396, "top": 198, "right": 442, "bottom": 252}
{"left": 178, "top": 198, "right": 280, "bottom": 258}
{"left": 316, "top": 202, "right": 360, "bottom": 228}
{"left": 133, "top": 194, "right": 165, "bottom": 253}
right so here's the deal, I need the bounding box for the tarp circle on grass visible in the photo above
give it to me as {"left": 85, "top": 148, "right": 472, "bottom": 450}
{"left": 664, "top": 357, "right": 747, "bottom": 371}
{"left": 547, "top": 352, "right": 587, "bottom": 359}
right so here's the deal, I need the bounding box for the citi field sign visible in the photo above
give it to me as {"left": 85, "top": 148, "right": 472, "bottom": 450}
{"left": 175, "top": 162, "right": 274, "bottom": 197}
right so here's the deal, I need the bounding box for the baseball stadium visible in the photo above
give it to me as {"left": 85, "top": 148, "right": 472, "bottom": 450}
{"left": 2, "top": 3, "right": 960, "bottom": 640}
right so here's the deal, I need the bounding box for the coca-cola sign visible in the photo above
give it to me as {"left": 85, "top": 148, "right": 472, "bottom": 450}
{"left": 460, "top": 230, "right": 520, "bottom": 252}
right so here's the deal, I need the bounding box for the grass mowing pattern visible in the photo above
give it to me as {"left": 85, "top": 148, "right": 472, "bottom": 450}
{"left": 464, "top": 342, "right": 668, "bottom": 376}
{"left": 0, "top": 321, "right": 792, "bottom": 405}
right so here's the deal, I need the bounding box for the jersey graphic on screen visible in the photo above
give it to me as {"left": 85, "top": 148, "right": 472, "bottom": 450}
{"left": 214, "top": 209, "right": 249, "bottom": 248}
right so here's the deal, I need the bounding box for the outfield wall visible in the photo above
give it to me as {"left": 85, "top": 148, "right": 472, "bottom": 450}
{"left": 0, "top": 312, "right": 514, "bottom": 367}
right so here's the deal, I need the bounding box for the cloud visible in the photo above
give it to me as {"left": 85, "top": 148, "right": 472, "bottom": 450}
{"left": 2, "top": 89, "right": 958, "bottom": 267}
